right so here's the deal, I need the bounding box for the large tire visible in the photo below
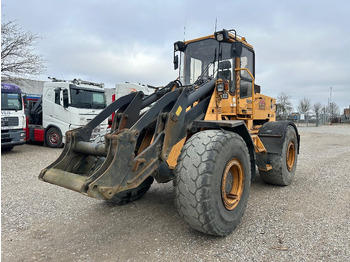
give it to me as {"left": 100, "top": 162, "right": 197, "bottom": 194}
{"left": 174, "top": 130, "right": 251, "bottom": 236}
{"left": 45, "top": 127, "right": 63, "bottom": 148}
{"left": 259, "top": 125, "right": 298, "bottom": 186}
{"left": 107, "top": 176, "right": 154, "bottom": 205}
{"left": 1, "top": 146, "right": 14, "bottom": 152}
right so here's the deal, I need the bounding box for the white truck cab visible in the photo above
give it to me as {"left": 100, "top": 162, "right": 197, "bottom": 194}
{"left": 1, "top": 83, "right": 26, "bottom": 151}
{"left": 28, "top": 78, "right": 108, "bottom": 147}
{"left": 115, "top": 82, "right": 154, "bottom": 98}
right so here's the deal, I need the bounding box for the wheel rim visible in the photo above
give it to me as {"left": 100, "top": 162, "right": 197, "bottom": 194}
{"left": 221, "top": 158, "right": 244, "bottom": 210}
{"left": 49, "top": 131, "right": 59, "bottom": 145}
{"left": 286, "top": 141, "right": 296, "bottom": 172}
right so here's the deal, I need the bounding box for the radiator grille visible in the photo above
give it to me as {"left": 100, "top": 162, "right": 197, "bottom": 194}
{"left": 1, "top": 117, "right": 19, "bottom": 127}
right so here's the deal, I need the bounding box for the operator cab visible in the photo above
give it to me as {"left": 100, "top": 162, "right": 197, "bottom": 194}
{"left": 173, "top": 29, "right": 255, "bottom": 99}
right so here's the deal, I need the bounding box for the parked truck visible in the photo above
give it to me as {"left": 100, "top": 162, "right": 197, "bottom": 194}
{"left": 1, "top": 83, "right": 26, "bottom": 151}
{"left": 115, "top": 82, "right": 154, "bottom": 98}
{"left": 40, "top": 29, "right": 300, "bottom": 236}
{"left": 26, "top": 78, "right": 108, "bottom": 147}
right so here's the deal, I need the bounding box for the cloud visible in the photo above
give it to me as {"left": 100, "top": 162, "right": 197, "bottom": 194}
{"left": 43, "top": 30, "right": 177, "bottom": 87}
{"left": 2, "top": 0, "right": 350, "bottom": 110}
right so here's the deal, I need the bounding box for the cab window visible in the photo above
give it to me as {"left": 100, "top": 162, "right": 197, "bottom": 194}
{"left": 55, "top": 88, "right": 60, "bottom": 105}
{"left": 240, "top": 47, "right": 255, "bottom": 98}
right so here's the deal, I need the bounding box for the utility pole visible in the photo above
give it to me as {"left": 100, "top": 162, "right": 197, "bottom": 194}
{"left": 329, "top": 87, "right": 333, "bottom": 124}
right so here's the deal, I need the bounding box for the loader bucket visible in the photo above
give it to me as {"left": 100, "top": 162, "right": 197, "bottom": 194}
{"left": 39, "top": 79, "right": 215, "bottom": 200}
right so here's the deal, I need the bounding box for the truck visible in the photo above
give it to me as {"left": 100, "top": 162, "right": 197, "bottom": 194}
{"left": 39, "top": 29, "right": 300, "bottom": 236}
{"left": 26, "top": 78, "right": 108, "bottom": 147}
{"left": 1, "top": 83, "right": 26, "bottom": 151}
{"left": 112, "top": 82, "right": 155, "bottom": 120}
{"left": 115, "top": 82, "right": 154, "bottom": 98}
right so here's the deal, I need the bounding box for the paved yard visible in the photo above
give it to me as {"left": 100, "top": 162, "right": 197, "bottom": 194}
{"left": 2, "top": 125, "right": 349, "bottom": 261}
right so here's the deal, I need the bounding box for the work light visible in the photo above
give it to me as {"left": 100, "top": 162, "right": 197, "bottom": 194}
{"left": 174, "top": 41, "right": 186, "bottom": 52}
{"left": 215, "top": 30, "right": 229, "bottom": 42}
{"left": 216, "top": 82, "right": 225, "bottom": 92}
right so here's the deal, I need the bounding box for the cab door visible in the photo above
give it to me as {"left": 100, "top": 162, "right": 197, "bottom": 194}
{"left": 236, "top": 46, "right": 255, "bottom": 116}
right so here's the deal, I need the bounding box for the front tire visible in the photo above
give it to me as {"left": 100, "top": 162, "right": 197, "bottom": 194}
{"left": 1, "top": 146, "right": 14, "bottom": 152}
{"left": 174, "top": 130, "right": 251, "bottom": 236}
{"left": 259, "top": 125, "right": 298, "bottom": 185}
{"left": 107, "top": 176, "right": 154, "bottom": 205}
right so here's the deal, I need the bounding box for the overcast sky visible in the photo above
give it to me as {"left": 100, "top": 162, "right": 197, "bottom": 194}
{"left": 2, "top": 0, "right": 350, "bottom": 112}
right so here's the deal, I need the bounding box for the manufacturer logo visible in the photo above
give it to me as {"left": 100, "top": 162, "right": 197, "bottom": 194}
{"left": 259, "top": 99, "right": 266, "bottom": 110}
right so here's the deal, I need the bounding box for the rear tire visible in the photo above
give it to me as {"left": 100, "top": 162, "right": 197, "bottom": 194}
{"left": 107, "top": 176, "right": 154, "bottom": 205}
{"left": 45, "top": 127, "right": 63, "bottom": 148}
{"left": 174, "top": 130, "right": 251, "bottom": 236}
{"left": 259, "top": 125, "right": 298, "bottom": 185}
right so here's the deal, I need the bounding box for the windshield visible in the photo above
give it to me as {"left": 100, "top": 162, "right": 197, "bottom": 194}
{"left": 180, "top": 38, "right": 234, "bottom": 85}
{"left": 70, "top": 87, "right": 106, "bottom": 109}
{"left": 1, "top": 93, "right": 23, "bottom": 110}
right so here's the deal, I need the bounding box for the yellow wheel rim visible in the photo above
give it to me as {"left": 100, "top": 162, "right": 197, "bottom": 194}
{"left": 286, "top": 141, "right": 296, "bottom": 172}
{"left": 221, "top": 158, "right": 244, "bottom": 210}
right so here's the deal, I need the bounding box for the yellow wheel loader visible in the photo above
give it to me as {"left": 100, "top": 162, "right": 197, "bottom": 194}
{"left": 39, "top": 29, "right": 300, "bottom": 236}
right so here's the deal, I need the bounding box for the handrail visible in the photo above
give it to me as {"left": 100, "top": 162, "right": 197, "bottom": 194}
{"left": 234, "top": 68, "right": 255, "bottom": 117}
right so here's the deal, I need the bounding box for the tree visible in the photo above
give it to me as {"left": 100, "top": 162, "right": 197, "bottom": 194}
{"left": 328, "top": 102, "right": 340, "bottom": 123}
{"left": 298, "top": 97, "right": 312, "bottom": 126}
{"left": 313, "top": 102, "right": 323, "bottom": 127}
{"left": 1, "top": 20, "right": 46, "bottom": 82}
{"left": 276, "top": 92, "right": 293, "bottom": 120}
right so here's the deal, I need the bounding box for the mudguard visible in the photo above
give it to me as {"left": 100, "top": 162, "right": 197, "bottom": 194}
{"left": 258, "top": 121, "right": 300, "bottom": 154}
{"left": 192, "top": 120, "right": 256, "bottom": 180}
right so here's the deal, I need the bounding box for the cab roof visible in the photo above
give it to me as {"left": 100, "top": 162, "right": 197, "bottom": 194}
{"left": 184, "top": 31, "right": 254, "bottom": 50}
{"left": 1, "top": 83, "right": 22, "bottom": 94}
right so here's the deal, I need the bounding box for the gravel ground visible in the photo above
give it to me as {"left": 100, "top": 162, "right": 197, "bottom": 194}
{"left": 2, "top": 125, "right": 350, "bottom": 261}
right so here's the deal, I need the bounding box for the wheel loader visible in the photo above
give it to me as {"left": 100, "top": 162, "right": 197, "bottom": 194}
{"left": 39, "top": 29, "right": 300, "bottom": 236}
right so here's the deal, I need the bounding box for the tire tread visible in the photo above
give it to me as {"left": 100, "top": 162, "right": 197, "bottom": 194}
{"left": 174, "top": 130, "right": 250, "bottom": 236}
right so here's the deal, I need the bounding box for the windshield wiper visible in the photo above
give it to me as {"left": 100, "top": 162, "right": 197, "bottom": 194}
{"left": 194, "top": 61, "right": 214, "bottom": 85}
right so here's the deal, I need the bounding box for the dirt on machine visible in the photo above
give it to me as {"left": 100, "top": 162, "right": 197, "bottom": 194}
{"left": 39, "top": 29, "right": 300, "bottom": 236}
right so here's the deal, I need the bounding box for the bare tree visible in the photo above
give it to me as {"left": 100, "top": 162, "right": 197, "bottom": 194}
{"left": 313, "top": 102, "right": 322, "bottom": 127}
{"left": 298, "top": 97, "right": 312, "bottom": 126}
{"left": 276, "top": 92, "right": 293, "bottom": 120}
{"left": 328, "top": 102, "right": 340, "bottom": 123}
{"left": 1, "top": 20, "right": 46, "bottom": 82}
{"left": 298, "top": 97, "right": 312, "bottom": 114}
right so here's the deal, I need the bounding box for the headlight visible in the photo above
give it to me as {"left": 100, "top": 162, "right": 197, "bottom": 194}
{"left": 216, "top": 83, "right": 225, "bottom": 92}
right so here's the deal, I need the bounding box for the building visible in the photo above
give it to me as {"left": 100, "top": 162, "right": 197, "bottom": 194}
{"left": 341, "top": 106, "right": 350, "bottom": 123}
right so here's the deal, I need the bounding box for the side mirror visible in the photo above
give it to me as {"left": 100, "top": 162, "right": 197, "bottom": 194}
{"left": 62, "top": 89, "right": 69, "bottom": 108}
{"left": 174, "top": 54, "right": 179, "bottom": 70}
{"left": 231, "top": 42, "right": 243, "bottom": 57}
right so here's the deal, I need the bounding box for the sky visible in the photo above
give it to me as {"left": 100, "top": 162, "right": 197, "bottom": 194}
{"left": 2, "top": 0, "right": 350, "bottom": 112}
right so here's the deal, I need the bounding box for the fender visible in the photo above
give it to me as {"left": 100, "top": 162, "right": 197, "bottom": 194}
{"left": 192, "top": 120, "right": 256, "bottom": 180}
{"left": 258, "top": 121, "right": 300, "bottom": 154}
